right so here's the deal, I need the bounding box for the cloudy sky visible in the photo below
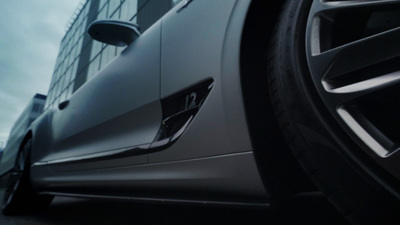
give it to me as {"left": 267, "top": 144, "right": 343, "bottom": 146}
{"left": 0, "top": 0, "right": 81, "bottom": 147}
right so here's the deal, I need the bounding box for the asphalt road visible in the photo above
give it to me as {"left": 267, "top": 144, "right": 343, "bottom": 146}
{"left": 0, "top": 188, "right": 350, "bottom": 225}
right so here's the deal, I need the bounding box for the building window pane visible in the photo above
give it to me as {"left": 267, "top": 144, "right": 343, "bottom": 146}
{"left": 68, "top": 84, "right": 74, "bottom": 97}
{"left": 127, "top": 0, "right": 138, "bottom": 22}
{"left": 98, "top": 2, "right": 108, "bottom": 19}
{"left": 100, "top": 0, "right": 108, "bottom": 9}
{"left": 32, "top": 103, "right": 40, "bottom": 113}
{"left": 109, "top": 0, "right": 120, "bottom": 16}
{"left": 111, "top": 7, "right": 121, "bottom": 19}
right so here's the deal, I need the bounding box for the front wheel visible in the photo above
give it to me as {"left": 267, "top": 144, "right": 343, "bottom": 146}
{"left": 268, "top": 0, "right": 400, "bottom": 224}
{"left": 2, "top": 140, "right": 53, "bottom": 215}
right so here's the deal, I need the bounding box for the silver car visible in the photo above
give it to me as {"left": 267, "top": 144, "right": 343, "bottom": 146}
{"left": 1, "top": 1, "right": 400, "bottom": 224}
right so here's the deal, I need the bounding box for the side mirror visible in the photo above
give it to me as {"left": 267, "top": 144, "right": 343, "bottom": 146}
{"left": 88, "top": 20, "right": 140, "bottom": 47}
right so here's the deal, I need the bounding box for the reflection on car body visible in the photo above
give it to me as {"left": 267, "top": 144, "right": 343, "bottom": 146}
{"left": 1, "top": 1, "right": 400, "bottom": 224}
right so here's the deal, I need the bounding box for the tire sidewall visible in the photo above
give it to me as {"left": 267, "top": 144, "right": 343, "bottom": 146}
{"left": 269, "top": 0, "right": 399, "bottom": 224}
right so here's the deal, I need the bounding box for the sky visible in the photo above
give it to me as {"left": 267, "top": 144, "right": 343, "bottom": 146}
{"left": 0, "top": 0, "right": 81, "bottom": 148}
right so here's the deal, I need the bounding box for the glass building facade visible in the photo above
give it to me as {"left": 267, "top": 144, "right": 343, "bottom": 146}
{"left": 45, "top": 0, "right": 182, "bottom": 110}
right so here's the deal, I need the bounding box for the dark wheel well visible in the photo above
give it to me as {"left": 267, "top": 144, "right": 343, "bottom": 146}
{"left": 21, "top": 132, "right": 33, "bottom": 147}
{"left": 240, "top": 0, "right": 316, "bottom": 197}
{"left": 20, "top": 131, "right": 33, "bottom": 157}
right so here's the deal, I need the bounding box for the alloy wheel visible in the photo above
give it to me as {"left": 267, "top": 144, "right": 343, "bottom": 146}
{"left": 305, "top": 0, "right": 400, "bottom": 180}
{"left": 2, "top": 149, "right": 27, "bottom": 210}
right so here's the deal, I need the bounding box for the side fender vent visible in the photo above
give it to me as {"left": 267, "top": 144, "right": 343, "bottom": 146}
{"left": 152, "top": 79, "right": 214, "bottom": 148}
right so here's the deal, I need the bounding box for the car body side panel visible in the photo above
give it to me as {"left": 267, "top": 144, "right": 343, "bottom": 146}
{"left": 39, "top": 21, "right": 162, "bottom": 166}
{"left": 150, "top": 0, "right": 253, "bottom": 162}
{"left": 31, "top": 152, "right": 268, "bottom": 203}
{"left": 29, "top": 1, "right": 269, "bottom": 203}
{"left": 30, "top": 110, "right": 56, "bottom": 165}
{"left": 160, "top": 0, "right": 237, "bottom": 97}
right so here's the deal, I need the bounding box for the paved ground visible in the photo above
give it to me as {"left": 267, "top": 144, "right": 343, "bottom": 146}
{"left": 0, "top": 188, "right": 349, "bottom": 225}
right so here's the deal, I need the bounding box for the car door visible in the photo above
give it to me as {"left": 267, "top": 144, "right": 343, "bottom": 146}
{"left": 47, "top": 20, "right": 163, "bottom": 171}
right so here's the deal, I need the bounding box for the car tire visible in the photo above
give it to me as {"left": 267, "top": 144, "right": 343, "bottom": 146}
{"left": 2, "top": 140, "right": 53, "bottom": 215}
{"left": 267, "top": 0, "right": 400, "bottom": 224}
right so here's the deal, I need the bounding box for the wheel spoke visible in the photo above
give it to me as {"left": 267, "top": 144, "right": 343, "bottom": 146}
{"left": 299, "top": 1, "right": 400, "bottom": 182}
{"left": 311, "top": 0, "right": 399, "bottom": 14}
{"left": 2, "top": 149, "right": 27, "bottom": 208}
{"left": 307, "top": 26, "right": 400, "bottom": 110}
{"left": 3, "top": 171, "right": 21, "bottom": 207}
{"left": 309, "top": 26, "right": 400, "bottom": 81}
{"left": 305, "top": 1, "right": 400, "bottom": 157}
{"left": 327, "top": 71, "right": 400, "bottom": 93}
{"left": 2, "top": 141, "right": 35, "bottom": 212}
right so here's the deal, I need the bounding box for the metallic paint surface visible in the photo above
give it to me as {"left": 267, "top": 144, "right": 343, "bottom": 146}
{"left": 33, "top": 21, "right": 163, "bottom": 167}
{"left": 150, "top": 0, "right": 254, "bottom": 163}
{"left": 31, "top": 152, "right": 268, "bottom": 203}
{"left": 4, "top": 0, "right": 268, "bottom": 206}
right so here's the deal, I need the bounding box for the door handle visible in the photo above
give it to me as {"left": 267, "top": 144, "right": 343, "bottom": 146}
{"left": 58, "top": 100, "right": 69, "bottom": 110}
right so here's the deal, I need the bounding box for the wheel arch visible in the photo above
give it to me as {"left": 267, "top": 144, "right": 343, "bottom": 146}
{"left": 27, "top": 109, "right": 56, "bottom": 166}
{"left": 239, "top": 0, "right": 316, "bottom": 197}
{"left": 20, "top": 131, "right": 33, "bottom": 149}
{"left": 19, "top": 131, "right": 33, "bottom": 160}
